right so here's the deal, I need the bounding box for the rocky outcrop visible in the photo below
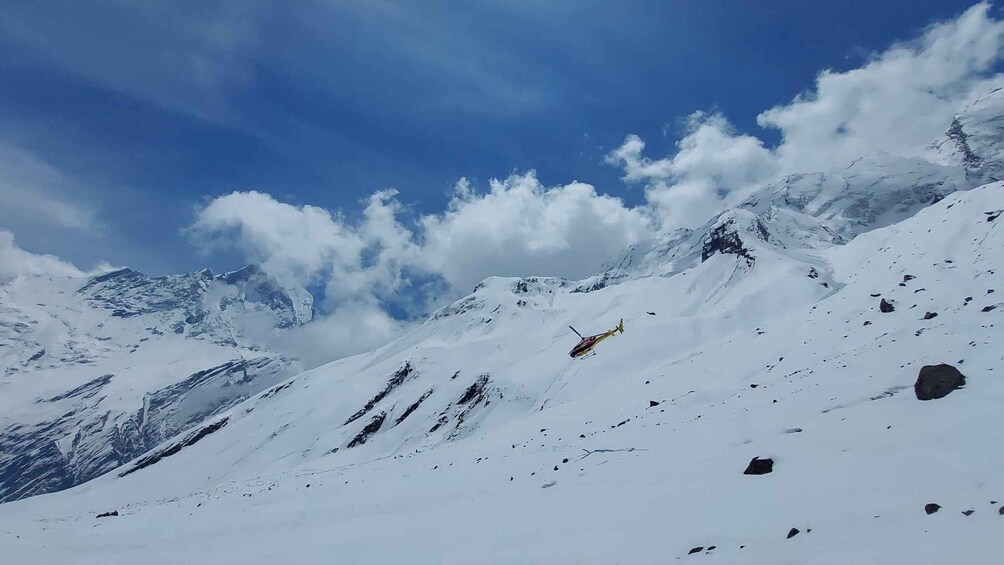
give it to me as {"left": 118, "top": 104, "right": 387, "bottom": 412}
{"left": 119, "top": 416, "right": 230, "bottom": 477}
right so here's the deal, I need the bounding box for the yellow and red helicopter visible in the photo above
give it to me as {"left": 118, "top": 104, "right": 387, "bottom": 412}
{"left": 568, "top": 318, "right": 624, "bottom": 359}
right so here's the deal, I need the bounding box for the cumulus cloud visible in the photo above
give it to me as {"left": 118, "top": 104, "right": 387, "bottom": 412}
{"left": 187, "top": 190, "right": 368, "bottom": 291}
{"left": 759, "top": 1, "right": 1004, "bottom": 173}
{"left": 188, "top": 172, "right": 651, "bottom": 308}
{"left": 0, "top": 230, "right": 83, "bottom": 283}
{"left": 608, "top": 2, "right": 1004, "bottom": 228}
{"left": 419, "top": 173, "right": 652, "bottom": 292}
{"left": 606, "top": 113, "right": 777, "bottom": 227}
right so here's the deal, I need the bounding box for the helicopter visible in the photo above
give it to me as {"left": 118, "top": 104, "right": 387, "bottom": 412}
{"left": 568, "top": 318, "right": 624, "bottom": 359}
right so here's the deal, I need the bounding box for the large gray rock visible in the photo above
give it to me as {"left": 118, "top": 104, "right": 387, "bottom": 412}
{"left": 914, "top": 364, "right": 967, "bottom": 400}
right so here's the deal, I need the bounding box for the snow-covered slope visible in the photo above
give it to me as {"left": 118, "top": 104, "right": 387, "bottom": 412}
{"left": 1, "top": 179, "right": 1000, "bottom": 563}
{"left": 0, "top": 265, "right": 311, "bottom": 502}
{"left": 576, "top": 150, "right": 969, "bottom": 293}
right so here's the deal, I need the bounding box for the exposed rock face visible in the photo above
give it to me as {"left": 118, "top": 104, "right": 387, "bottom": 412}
{"left": 119, "top": 416, "right": 230, "bottom": 477}
{"left": 931, "top": 87, "right": 1004, "bottom": 184}
{"left": 344, "top": 362, "right": 415, "bottom": 426}
{"left": 1, "top": 356, "right": 287, "bottom": 502}
{"left": 0, "top": 264, "right": 308, "bottom": 503}
{"left": 914, "top": 364, "right": 967, "bottom": 400}
{"left": 347, "top": 412, "right": 387, "bottom": 448}
{"left": 78, "top": 265, "right": 312, "bottom": 341}
{"left": 701, "top": 211, "right": 769, "bottom": 262}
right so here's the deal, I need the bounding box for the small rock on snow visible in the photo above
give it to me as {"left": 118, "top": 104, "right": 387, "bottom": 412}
{"left": 744, "top": 457, "right": 774, "bottom": 475}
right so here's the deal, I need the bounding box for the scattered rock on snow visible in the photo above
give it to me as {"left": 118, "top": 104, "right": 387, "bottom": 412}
{"left": 983, "top": 305, "right": 998, "bottom": 312}
{"left": 688, "top": 546, "right": 704, "bottom": 555}
{"left": 963, "top": 510, "right": 975, "bottom": 516}
{"left": 787, "top": 528, "right": 800, "bottom": 539}
{"left": 925, "top": 503, "right": 941, "bottom": 515}
{"left": 649, "top": 400, "right": 660, "bottom": 407}
{"left": 914, "top": 364, "right": 967, "bottom": 400}
{"left": 96, "top": 510, "right": 119, "bottom": 518}
{"left": 880, "top": 299, "right": 895, "bottom": 313}
{"left": 923, "top": 312, "right": 938, "bottom": 320}
{"left": 744, "top": 457, "right": 774, "bottom": 475}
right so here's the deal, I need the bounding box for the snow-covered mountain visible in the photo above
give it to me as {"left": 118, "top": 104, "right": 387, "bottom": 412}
{"left": 930, "top": 86, "right": 1004, "bottom": 184}
{"left": 2, "top": 178, "right": 1000, "bottom": 564}
{"left": 0, "top": 91, "right": 1002, "bottom": 563}
{"left": 0, "top": 265, "right": 312, "bottom": 502}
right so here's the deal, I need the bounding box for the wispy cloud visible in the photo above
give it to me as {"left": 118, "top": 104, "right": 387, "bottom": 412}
{"left": 0, "top": 1, "right": 268, "bottom": 126}
{"left": 0, "top": 143, "right": 98, "bottom": 231}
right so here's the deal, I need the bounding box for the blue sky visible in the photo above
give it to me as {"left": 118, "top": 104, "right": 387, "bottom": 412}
{"left": 0, "top": 0, "right": 984, "bottom": 277}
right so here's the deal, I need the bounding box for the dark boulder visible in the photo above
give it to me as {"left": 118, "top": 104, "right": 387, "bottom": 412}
{"left": 688, "top": 547, "right": 704, "bottom": 554}
{"left": 743, "top": 457, "right": 774, "bottom": 475}
{"left": 649, "top": 400, "right": 660, "bottom": 407}
{"left": 96, "top": 510, "right": 119, "bottom": 518}
{"left": 786, "top": 528, "right": 800, "bottom": 539}
{"left": 925, "top": 503, "right": 941, "bottom": 514}
{"left": 880, "top": 299, "right": 895, "bottom": 313}
{"left": 923, "top": 312, "right": 938, "bottom": 320}
{"left": 915, "top": 364, "right": 966, "bottom": 400}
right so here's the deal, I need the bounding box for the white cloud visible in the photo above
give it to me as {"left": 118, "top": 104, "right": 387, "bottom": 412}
{"left": 608, "top": 2, "right": 1004, "bottom": 228}
{"left": 260, "top": 303, "right": 410, "bottom": 370}
{"left": 758, "top": 1, "right": 1004, "bottom": 173}
{"left": 606, "top": 114, "right": 777, "bottom": 227}
{"left": 188, "top": 172, "right": 651, "bottom": 310}
{"left": 419, "top": 172, "right": 652, "bottom": 292}
{"left": 0, "top": 229, "right": 83, "bottom": 283}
